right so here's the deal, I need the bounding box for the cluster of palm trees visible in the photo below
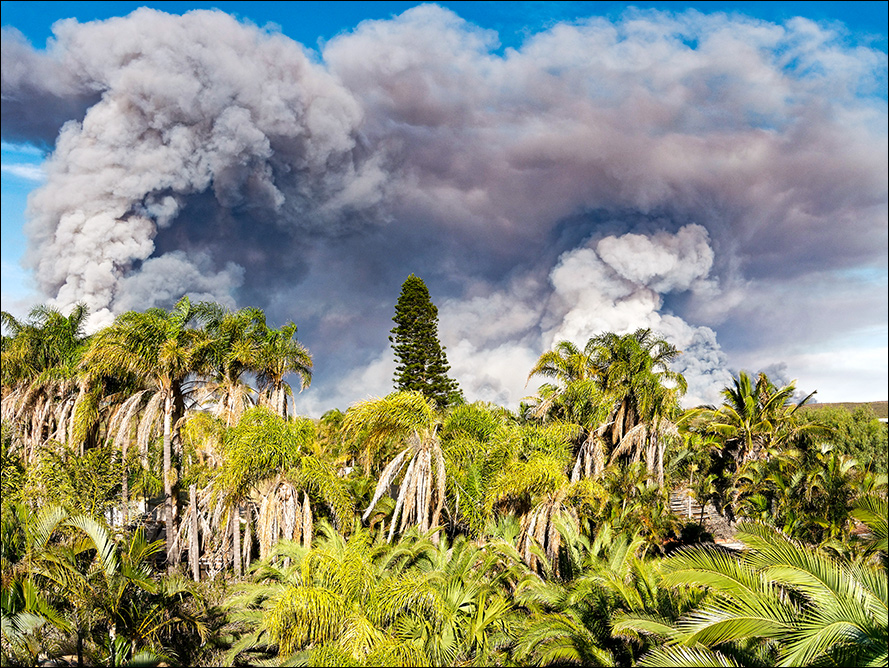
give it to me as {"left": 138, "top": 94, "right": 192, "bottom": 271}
{"left": 2, "top": 301, "right": 887, "bottom": 666}
{"left": 2, "top": 299, "right": 312, "bottom": 571}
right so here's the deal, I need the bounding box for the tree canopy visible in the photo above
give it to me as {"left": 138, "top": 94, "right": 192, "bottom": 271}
{"left": 2, "top": 297, "right": 886, "bottom": 668}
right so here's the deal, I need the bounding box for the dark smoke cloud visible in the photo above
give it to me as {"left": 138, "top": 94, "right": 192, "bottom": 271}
{"left": 2, "top": 5, "right": 886, "bottom": 412}
{"left": 1, "top": 26, "right": 101, "bottom": 145}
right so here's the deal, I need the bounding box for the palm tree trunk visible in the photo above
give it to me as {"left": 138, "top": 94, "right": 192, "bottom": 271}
{"left": 657, "top": 437, "right": 665, "bottom": 489}
{"left": 121, "top": 439, "right": 129, "bottom": 526}
{"left": 163, "top": 393, "right": 175, "bottom": 573}
{"left": 189, "top": 484, "right": 200, "bottom": 582}
{"left": 233, "top": 504, "right": 242, "bottom": 577}
{"left": 276, "top": 385, "right": 287, "bottom": 419}
{"left": 243, "top": 506, "right": 252, "bottom": 570}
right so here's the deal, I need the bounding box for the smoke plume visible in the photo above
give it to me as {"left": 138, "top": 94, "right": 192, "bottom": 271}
{"left": 2, "top": 5, "right": 886, "bottom": 411}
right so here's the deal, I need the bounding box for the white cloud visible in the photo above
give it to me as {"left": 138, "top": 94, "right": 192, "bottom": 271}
{"left": 1, "top": 162, "right": 45, "bottom": 181}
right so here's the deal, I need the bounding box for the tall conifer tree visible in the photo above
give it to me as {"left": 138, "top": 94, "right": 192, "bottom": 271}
{"left": 389, "top": 274, "right": 460, "bottom": 407}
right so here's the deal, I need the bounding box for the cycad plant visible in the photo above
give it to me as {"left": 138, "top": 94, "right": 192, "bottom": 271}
{"left": 615, "top": 521, "right": 888, "bottom": 667}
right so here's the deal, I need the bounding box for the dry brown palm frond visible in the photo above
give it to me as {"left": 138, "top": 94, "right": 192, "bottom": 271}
{"left": 13, "top": 382, "right": 44, "bottom": 423}
{"left": 362, "top": 447, "right": 411, "bottom": 523}
{"left": 571, "top": 424, "right": 609, "bottom": 482}
{"left": 137, "top": 392, "right": 164, "bottom": 465}
{"left": 611, "top": 400, "right": 627, "bottom": 444}
{"left": 256, "top": 479, "right": 314, "bottom": 559}
{"left": 51, "top": 395, "right": 74, "bottom": 444}
{"left": 610, "top": 422, "right": 647, "bottom": 463}
{"left": 110, "top": 391, "right": 149, "bottom": 453}
{"left": 431, "top": 445, "right": 446, "bottom": 537}
{"left": 517, "top": 491, "right": 579, "bottom": 578}
{"left": 390, "top": 456, "right": 417, "bottom": 542}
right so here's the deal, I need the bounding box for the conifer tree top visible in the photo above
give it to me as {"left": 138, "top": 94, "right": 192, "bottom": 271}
{"left": 389, "top": 274, "right": 460, "bottom": 407}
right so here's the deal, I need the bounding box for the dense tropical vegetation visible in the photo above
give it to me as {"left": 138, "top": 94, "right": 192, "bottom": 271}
{"left": 2, "top": 292, "right": 886, "bottom": 667}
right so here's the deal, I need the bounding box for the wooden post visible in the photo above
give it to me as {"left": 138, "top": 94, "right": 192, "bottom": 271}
{"left": 233, "top": 504, "right": 242, "bottom": 577}
{"left": 189, "top": 484, "right": 200, "bottom": 582}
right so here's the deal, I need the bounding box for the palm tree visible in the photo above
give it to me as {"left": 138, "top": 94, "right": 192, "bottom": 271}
{"left": 851, "top": 495, "right": 889, "bottom": 568}
{"left": 345, "top": 392, "right": 447, "bottom": 542}
{"left": 528, "top": 329, "right": 687, "bottom": 487}
{"left": 513, "top": 524, "right": 702, "bottom": 667}
{"left": 1, "top": 303, "right": 91, "bottom": 461}
{"left": 590, "top": 330, "right": 686, "bottom": 487}
{"left": 439, "top": 402, "right": 515, "bottom": 538}
{"left": 254, "top": 322, "right": 312, "bottom": 419}
{"left": 12, "top": 505, "right": 207, "bottom": 667}
{"left": 484, "top": 428, "right": 605, "bottom": 577}
{"left": 527, "top": 339, "right": 599, "bottom": 390}
{"left": 210, "top": 407, "right": 352, "bottom": 569}
{"left": 692, "top": 371, "right": 817, "bottom": 465}
{"left": 81, "top": 296, "right": 210, "bottom": 570}
{"left": 226, "top": 523, "right": 442, "bottom": 666}
{"left": 195, "top": 303, "right": 267, "bottom": 427}
{"left": 1, "top": 503, "right": 71, "bottom": 666}
{"left": 418, "top": 534, "right": 523, "bottom": 665}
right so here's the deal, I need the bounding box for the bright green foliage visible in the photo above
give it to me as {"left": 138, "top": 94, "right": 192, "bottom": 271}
{"left": 1, "top": 503, "right": 207, "bottom": 667}
{"left": 1, "top": 503, "right": 71, "bottom": 666}
{"left": 194, "top": 303, "right": 267, "bottom": 426}
{"left": 345, "top": 392, "right": 448, "bottom": 541}
{"left": 389, "top": 275, "right": 460, "bottom": 408}
{"left": 82, "top": 296, "right": 211, "bottom": 570}
{"left": 1, "top": 303, "right": 92, "bottom": 457}
{"left": 691, "top": 371, "right": 818, "bottom": 465}
{"left": 800, "top": 404, "right": 888, "bottom": 474}
{"left": 528, "top": 329, "right": 686, "bottom": 486}
{"left": 0, "top": 428, "right": 25, "bottom": 503}
{"left": 1, "top": 303, "right": 90, "bottom": 387}
{"left": 851, "top": 495, "right": 889, "bottom": 567}
{"left": 516, "top": 526, "right": 704, "bottom": 667}
{"left": 23, "top": 440, "right": 121, "bottom": 517}
{"left": 228, "top": 525, "right": 439, "bottom": 665}
{"left": 441, "top": 403, "right": 514, "bottom": 538}
{"left": 217, "top": 407, "right": 316, "bottom": 501}
{"left": 623, "top": 522, "right": 889, "bottom": 667}
{"left": 214, "top": 406, "right": 352, "bottom": 559}
{"left": 227, "top": 524, "right": 524, "bottom": 667}
{"left": 4, "top": 299, "right": 888, "bottom": 668}
{"left": 253, "top": 321, "right": 313, "bottom": 419}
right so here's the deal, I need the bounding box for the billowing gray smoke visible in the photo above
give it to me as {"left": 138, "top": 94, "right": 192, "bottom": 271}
{"left": 3, "top": 5, "right": 886, "bottom": 412}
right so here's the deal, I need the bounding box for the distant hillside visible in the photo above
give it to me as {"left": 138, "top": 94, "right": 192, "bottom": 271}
{"left": 801, "top": 401, "right": 888, "bottom": 419}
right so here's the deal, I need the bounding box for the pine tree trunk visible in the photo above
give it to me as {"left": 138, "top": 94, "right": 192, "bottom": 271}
{"left": 190, "top": 484, "right": 200, "bottom": 582}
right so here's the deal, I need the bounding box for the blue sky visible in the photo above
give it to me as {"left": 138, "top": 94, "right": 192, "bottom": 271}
{"left": 2, "top": 1, "right": 887, "bottom": 411}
